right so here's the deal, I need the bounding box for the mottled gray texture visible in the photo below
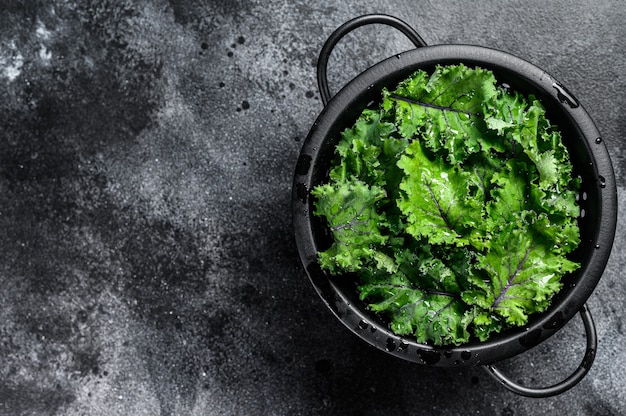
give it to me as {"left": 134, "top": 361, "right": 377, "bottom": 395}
{"left": 0, "top": 1, "right": 624, "bottom": 415}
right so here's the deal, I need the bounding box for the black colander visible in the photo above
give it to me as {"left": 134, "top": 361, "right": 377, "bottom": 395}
{"left": 292, "top": 14, "right": 617, "bottom": 397}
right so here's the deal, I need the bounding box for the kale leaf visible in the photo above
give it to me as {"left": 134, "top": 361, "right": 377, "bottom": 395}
{"left": 311, "top": 64, "right": 580, "bottom": 346}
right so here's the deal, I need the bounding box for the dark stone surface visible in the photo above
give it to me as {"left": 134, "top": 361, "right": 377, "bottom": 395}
{"left": 0, "top": 1, "right": 624, "bottom": 415}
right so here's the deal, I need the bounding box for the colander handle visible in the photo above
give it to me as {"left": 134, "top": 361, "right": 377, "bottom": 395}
{"left": 483, "top": 304, "right": 597, "bottom": 398}
{"left": 317, "top": 14, "right": 427, "bottom": 106}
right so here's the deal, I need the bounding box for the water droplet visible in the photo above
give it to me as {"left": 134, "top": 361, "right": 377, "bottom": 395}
{"left": 461, "top": 351, "right": 472, "bottom": 361}
{"left": 595, "top": 137, "right": 602, "bottom": 144}
{"left": 594, "top": 244, "right": 600, "bottom": 250}
{"left": 386, "top": 338, "right": 396, "bottom": 352}
{"left": 358, "top": 320, "right": 369, "bottom": 330}
{"left": 444, "top": 350, "right": 453, "bottom": 358}
{"left": 519, "top": 328, "right": 542, "bottom": 348}
{"left": 552, "top": 82, "right": 580, "bottom": 108}
{"left": 599, "top": 175, "right": 606, "bottom": 188}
